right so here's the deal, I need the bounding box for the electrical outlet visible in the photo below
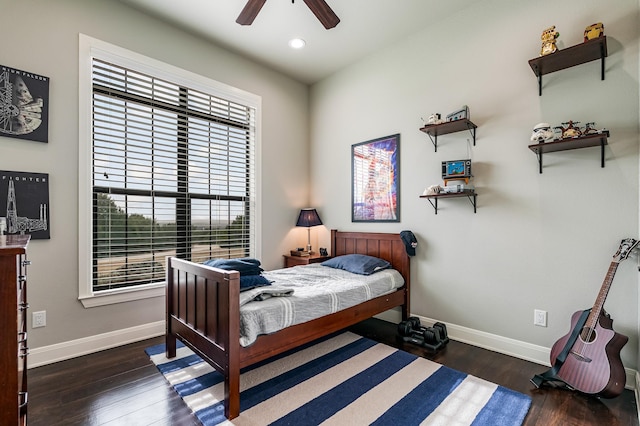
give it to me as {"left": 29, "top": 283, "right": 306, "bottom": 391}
{"left": 534, "top": 309, "right": 547, "bottom": 327}
{"left": 32, "top": 311, "right": 46, "bottom": 328}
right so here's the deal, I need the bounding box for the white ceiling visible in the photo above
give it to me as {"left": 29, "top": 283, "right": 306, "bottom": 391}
{"left": 118, "top": 0, "right": 478, "bottom": 84}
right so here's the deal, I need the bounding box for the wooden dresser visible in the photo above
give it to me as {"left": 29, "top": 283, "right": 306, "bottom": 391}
{"left": 0, "top": 235, "right": 30, "bottom": 425}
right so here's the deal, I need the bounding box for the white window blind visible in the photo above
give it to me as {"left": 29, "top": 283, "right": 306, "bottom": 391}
{"left": 90, "top": 58, "right": 256, "bottom": 292}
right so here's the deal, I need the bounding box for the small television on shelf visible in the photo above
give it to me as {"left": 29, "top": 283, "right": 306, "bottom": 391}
{"left": 442, "top": 159, "right": 472, "bottom": 180}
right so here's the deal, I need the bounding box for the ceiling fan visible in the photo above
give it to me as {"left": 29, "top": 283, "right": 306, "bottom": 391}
{"left": 236, "top": 0, "right": 340, "bottom": 30}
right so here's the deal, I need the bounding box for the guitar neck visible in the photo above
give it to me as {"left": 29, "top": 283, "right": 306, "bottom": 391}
{"left": 586, "top": 260, "right": 619, "bottom": 328}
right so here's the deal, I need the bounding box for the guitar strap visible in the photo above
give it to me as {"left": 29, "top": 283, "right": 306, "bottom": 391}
{"left": 530, "top": 309, "right": 590, "bottom": 389}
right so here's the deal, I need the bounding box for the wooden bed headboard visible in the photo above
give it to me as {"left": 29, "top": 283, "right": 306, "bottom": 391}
{"left": 330, "top": 229, "right": 411, "bottom": 293}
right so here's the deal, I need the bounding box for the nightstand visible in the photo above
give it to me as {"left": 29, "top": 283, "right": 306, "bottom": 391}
{"left": 283, "top": 254, "right": 330, "bottom": 268}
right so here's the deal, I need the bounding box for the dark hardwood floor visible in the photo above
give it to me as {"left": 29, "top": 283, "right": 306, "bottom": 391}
{"left": 27, "top": 318, "right": 637, "bottom": 425}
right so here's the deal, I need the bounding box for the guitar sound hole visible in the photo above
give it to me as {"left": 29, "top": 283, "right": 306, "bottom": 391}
{"left": 579, "top": 327, "right": 596, "bottom": 343}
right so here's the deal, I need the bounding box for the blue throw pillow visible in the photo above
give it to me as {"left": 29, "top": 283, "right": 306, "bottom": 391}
{"left": 321, "top": 254, "right": 391, "bottom": 275}
{"left": 239, "top": 275, "right": 272, "bottom": 292}
{"left": 203, "top": 258, "right": 264, "bottom": 276}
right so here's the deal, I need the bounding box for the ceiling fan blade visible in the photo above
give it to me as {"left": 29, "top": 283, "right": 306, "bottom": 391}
{"left": 303, "top": 0, "right": 340, "bottom": 29}
{"left": 236, "top": 0, "right": 267, "bottom": 25}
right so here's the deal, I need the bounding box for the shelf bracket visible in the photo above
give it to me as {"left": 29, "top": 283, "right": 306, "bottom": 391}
{"left": 600, "top": 44, "right": 606, "bottom": 81}
{"left": 468, "top": 192, "right": 477, "bottom": 213}
{"left": 426, "top": 133, "right": 438, "bottom": 152}
{"left": 537, "top": 74, "right": 542, "bottom": 97}
{"left": 536, "top": 151, "right": 543, "bottom": 174}
{"left": 426, "top": 197, "right": 438, "bottom": 214}
{"left": 467, "top": 123, "right": 476, "bottom": 146}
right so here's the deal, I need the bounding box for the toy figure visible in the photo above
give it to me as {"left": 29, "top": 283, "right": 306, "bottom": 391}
{"left": 427, "top": 113, "right": 443, "bottom": 125}
{"left": 423, "top": 185, "right": 441, "bottom": 196}
{"left": 584, "top": 23, "right": 604, "bottom": 42}
{"left": 540, "top": 26, "right": 560, "bottom": 56}
{"left": 555, "top": 120, "right": 582, "bottom": 139}
{"left": 583, "top": 122, "right": 607, "bottom": 135}
{"left": 530, "top": 122, "right": 555, "bottom": 143}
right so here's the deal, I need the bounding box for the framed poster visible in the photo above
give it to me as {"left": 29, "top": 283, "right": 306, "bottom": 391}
{"left": 351, "top": 134, "right": 400, "bottom": 222}
{"left": 0, "top": 65, "right": 49, "bottom": 143}
{"left": 0, "top": 171, "right": 50, "bottom": 239}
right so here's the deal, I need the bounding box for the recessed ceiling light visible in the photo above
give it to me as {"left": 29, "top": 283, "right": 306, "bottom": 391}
{"left": 288, "top": 38, "right": 306, "bottom": 49}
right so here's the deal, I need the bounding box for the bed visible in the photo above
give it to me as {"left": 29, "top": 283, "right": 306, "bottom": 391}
{"left": 165, "top": 229, "right": 411, "bottom": 420}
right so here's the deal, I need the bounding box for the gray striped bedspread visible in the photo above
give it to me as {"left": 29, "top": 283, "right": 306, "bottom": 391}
{"left": 239, "top": 263, "right": 405, "bottom": 347}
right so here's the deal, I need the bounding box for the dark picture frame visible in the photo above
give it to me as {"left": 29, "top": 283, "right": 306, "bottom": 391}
{"left": 351, "top": 134, "right": 400, "bottom": 222}
{"left": 0, "top": 65, "right": 50, "bottom": 143}
{"left": 0, "top": 171, "right": 50, "bottom": 239}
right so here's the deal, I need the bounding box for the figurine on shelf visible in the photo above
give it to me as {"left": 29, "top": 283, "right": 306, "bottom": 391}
{"left": 583, "top": 122, "right": 608, "bottom": 135}
{"left": 584, "top": 22, "right": 604, "bottom": 42}
{"left": 555, "top": 120, "right": 582, "bottom": 139}
{"left": 540, "top": 26, "right": 560, "bottom": 56}
{"left": 530, "top": 122, "right": 555, "bottom": 143}
{"left": 423, "top": 185, "right": 442, "bottom": 196}
{"left": 427, "top": 113, "right": 443, "bottom": 125}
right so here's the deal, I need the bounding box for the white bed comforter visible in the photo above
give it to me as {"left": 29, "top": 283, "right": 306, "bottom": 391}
{"left": 239, "top": 263, "right": 404, "bottom": 347}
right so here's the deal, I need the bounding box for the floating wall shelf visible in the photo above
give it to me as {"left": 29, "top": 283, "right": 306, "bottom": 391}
{"left": 528, "top": 36, "right": 607, "bottom": 96}
{"left": 528, "top": 131, "right": 609, "bottom": 173}
{"left": 419, "top": 119, "right": 477, "bottom": 152}
{"left": 420, "top": 189, "right": 477, "bottom": 214}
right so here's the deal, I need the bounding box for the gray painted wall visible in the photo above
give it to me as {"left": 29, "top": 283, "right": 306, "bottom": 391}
{"left": 2, "top": 0, "right": 639, "bottom": 377}
{"left": 310, "top": 0, "right": 640, "bottom": 370}
{"left": 1, "top": 0, "right": 309, "bottom": 348}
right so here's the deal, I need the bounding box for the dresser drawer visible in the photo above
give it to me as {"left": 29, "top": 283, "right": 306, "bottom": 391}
{"left": 0, "top": 236, "right": 30, "bottom": 426}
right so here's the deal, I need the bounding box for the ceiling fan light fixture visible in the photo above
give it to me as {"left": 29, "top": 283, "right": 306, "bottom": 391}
{"left": 288, "top": 38, "right": 306, "bottom": 49}
{"left": 237, "top": 0, "right": 339, "bottom": 30}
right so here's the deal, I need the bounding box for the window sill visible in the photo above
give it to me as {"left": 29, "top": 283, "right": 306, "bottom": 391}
{"left": 79, "top": 283, "right": 165, "bottom": 308}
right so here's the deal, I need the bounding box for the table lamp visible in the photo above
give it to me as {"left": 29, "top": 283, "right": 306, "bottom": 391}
{"left": 296, "top": 208, "right": 323, "bottom": 254}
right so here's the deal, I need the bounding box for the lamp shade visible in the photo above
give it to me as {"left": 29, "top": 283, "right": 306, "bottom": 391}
{"left": 296, "top": 208, "right": 323, "bottom": 228}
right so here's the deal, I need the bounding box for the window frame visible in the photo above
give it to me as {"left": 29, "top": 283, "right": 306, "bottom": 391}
{"left": 78, "top": 34, "right": 262, "bottom": 307}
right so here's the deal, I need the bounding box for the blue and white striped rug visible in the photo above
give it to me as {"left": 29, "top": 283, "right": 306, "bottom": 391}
{"left": 147, "top": 332, "right": 531, "bottom": 425}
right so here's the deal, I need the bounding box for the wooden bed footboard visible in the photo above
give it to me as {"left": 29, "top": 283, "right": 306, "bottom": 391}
{"left": 165, "top": 230, "right": 411, "bottom": 420}
{"left": 165, "top": 257, "right": 241, "bottom": 418}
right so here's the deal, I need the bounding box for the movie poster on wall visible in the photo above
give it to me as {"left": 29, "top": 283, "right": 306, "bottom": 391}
{"left": 0, "top": 65, "right": 49, "bottom": 143}
{"left": 351, "top": 134, "right": 400, "bottom": 222}
{"left": 0, "top": 171, "right": 50, "bottom": 239}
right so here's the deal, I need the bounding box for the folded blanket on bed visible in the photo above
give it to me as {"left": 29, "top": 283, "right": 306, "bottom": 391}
{"left": 239, "top": 286, "right": 294, "bottom": 306}
{"left": 202, "top": 258, "right": 264, "bottom": 275}
{"left": 203, "top": 258, "right": 272, "bottom": 291}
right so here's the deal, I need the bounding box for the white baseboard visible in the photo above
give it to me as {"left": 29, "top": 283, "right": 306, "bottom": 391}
{"left": 27, "top": 315, "right": 639, "bottom": 393}
{"left": 27, "top": 321, "right": 165, "bottom": 368}
{"left": 413, "top": 314, "right": 638, "bottom": 391}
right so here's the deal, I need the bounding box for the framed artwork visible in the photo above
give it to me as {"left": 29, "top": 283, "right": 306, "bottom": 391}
{"left": 0, "top": 171, "right": 50, "bottom": 239}
{"left": 0, "top": 65, "right": 50, "bottom": 143}
{"left": 351, "top": 134, "right": 400, "bottom": 222}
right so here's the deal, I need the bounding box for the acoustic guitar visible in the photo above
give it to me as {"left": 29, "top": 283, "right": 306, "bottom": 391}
{"left": 544, "top": 238, "right": 637, "bottom": 398}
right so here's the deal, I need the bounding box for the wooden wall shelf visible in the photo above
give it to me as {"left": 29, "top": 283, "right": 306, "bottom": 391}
{"left": 528, "top": 36, "right": 607, "bottom": 96}
{"left": 420, "top": 189, "right": 477, "bottom": 214}
{"left": 419, "top": 119, "right": 477, "bottom": 152}
{"left": 528, "top": 131, "right": 609, "bottom": 173}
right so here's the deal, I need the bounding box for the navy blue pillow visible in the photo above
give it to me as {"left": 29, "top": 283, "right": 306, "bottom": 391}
{"left": 239, "top": 275, "right": 272, "bottom": 292}
{"left": 203, "top": 258, "right": 263, "bottom": 276}
{"left": 321, "top": 254, "right": 391, "bottom": 275}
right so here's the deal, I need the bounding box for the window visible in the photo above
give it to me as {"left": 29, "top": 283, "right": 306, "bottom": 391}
{"left": 79, "top": 35, "right": 261, "bottom": 307}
